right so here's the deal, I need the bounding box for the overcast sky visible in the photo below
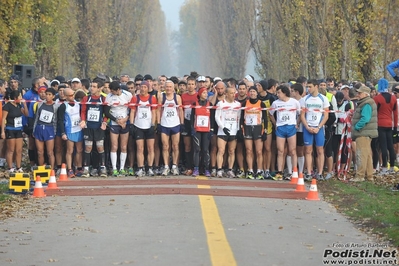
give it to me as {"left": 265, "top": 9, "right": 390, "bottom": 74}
{"left": 159, "top": 0, "right": 186, "bottom": 31}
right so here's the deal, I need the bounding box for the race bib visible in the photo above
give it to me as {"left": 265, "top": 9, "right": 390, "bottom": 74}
{"left": 72, "top": 116, "right": 80, "bottom": 127}
{"left": 184, "top": 108, "right": 192, "bottom": 120}
{"left": 39, "top": 110, "right": 53, "bottom": 123}
{"left": 307, "top": 111, "right": 322, "bottom": 126}
{"left": 14, "top": 117, "right": 22, "bottom": 128}
{"left": 165, "top": 107, "right": 175, "bottom": 118}
{"left": 278, "top": 111, "right": 292, "bottom": 123}
{"left": 87, "top": 109, "right": 100, "bottom": 122}
{"left": 245, "top": 114, "right": 258, "bottom": 126}
{"left": 224, "top": 111, "right": 237, "bottom": 132}
{"left": 196, "top": 115, "right": 209, "bottom": 128}
{"left": 138, "top": 107, "right": 150, "bottom": 120}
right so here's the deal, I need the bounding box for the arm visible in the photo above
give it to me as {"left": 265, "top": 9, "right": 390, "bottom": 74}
{"left": 177, "top": 95, "right": 184, "bottom": 124}
{"left": 240, "top": 101, "right": 246, "bottom": 128}
{"left": 1, "top": 109, "right": 8, "bottom": 138}
{"left": 151, "top": 96, "right": 157, "bottom": 126}
{"left": 20, "top": 101, "right": 28, "bottom": 116}
{"left": 215, "top": 103, "right": 223, "bottom": 128}
{"left": 354, "top": 104, "right": 372, "bottom": 130}
{"left": 393, "top": 97, "right": 398, "bottom": 128}
{"left": 129, "top": 97, "right": 136, "bottom": 124}
{"left": 387, "top": 59, "right": 399, "bottom": 78}
{"left": 261, "top": 102, "right": 268, "bottom": 130}
{"left": 103, "top": 105, "right": 117, "bottom": 122}
{"left": 57, "top": 104, "right": 66, "bottom": 136}
{"left": 209, "top": 103, "right": 215, "bottom": 131}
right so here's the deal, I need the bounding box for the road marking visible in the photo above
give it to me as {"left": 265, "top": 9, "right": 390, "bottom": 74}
{"left": 197, "top": 176, "right": 237, "bottom": 266}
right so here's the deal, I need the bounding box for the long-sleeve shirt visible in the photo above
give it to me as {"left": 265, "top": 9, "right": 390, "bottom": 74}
{"left": 373, "top": 92, "right": 398, "bottom": 128}
{"left": 387, "top": 59, "right": 399, "bottom": 78}
{"left": 354, "top": 104, "right": 372, "bottom": 131}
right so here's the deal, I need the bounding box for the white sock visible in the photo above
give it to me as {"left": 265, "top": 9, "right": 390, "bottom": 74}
{"left": 298, "top": 156, "right": 305, "bottom": 173}
{"left": 286, "top": 156, "right": 292, "bottom": 174}
{"left": 110, "top": 152, "right": 117, "bottom": 170}
{"left": 172, "top": 164, "right": 177, "bottom": 169}
{"left": 120, "top": 152, "right": 127, "bottom": 170}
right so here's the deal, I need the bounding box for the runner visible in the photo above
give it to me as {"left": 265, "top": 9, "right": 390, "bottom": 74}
{"left": 32, "top": 88, "right": 58, "bottom": 170}
{"left": 209, "top": 81, "right": 226, "bottom": 176}
{"left": 57, "top": 88, "right": 84, "bottom": 177}
{"left": 80, "top": 79, "right": 108, "bottom": 177}
{"left": 1, "top": 90, "right": 28, "bottom": 173}
{"left": 129, "top": 80, "right": 157, "bottom": 177}
{"left": 191, "top": 87, "right": 215, "bottom": 177}
{"left": 269, "top": 85, "right": 301, "bottom": 180}
{"left": 104, "top": 81, "right": 133, "bottom": 177}
{"left": 215, "top": 86, "right": 241, "bottom": 178}
{"left": 290, "top": 83, "right": 305, "bottom": 174}
{"left": 235, "top": 81, "right": 248, "bottom": 178}
{"left": 180, "top": 76, "right": 197, "bottom": 175}
{"left": 300, "top": 79, "right": 330, "bottom": 180}
{"left": 240, "top": 86, "right": 268, "bottom": 179}
{"left": 157, "top": 80, "right": 184, "bottom": 176}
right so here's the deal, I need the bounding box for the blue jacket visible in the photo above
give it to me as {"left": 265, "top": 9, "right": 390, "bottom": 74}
{"left": 23, "top": 88, "right": 39, "bottom": 118}
{"left": 387, "top": 59, "right": 399, "bottom": 78}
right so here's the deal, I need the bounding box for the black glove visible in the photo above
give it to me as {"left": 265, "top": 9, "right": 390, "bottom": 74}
{"left": 394, "top": 76, "right": 399, "bottom": 82}
{"left": 394, "top": 127, "right": 398, "bottom": 137}
{"left": 191, "top": 126, "right": 196, "bottom": 136}
{"left": 261, "top": 132, "right": 267, "bottom": 141}
{"left": 236, "top": 129, "right": 243, "bottom": 141}
{"left": 208, "top": 130, "right": 214, "bottom": 140}
{"left": 223, "top": 127, "right": 230, "bottom": 136}
{"left": 157, "top": 124, "right": 162, "bottom": 133}
{"left": 180, "top": 123, "right": 185, "bottom": 134}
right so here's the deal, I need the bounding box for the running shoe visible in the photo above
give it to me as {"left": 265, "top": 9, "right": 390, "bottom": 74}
{"left": 226, "top": 170, "right": 235, "bottom": 178}
{"left": 217, "top": 170, "right": 224, "bottom": 178}
{"left": 147, "top": 168, "right": 155, "bottom": 176}
{"left": 8, "top": 168, "right": 15, "bottom": 174}
{"left": 90, "top": 168, "right": 98, "bottom": 177}
{"left": 56, "top": 168, "right": 61, "bottom": 176}
{"left": 284, "top": 174, "right": 292, "bottom": 181}
{"left": 246, "top": 171, "right": 254, "bottom": 180}
{"left": 192, "top": 168, "right": 199, "bottom": 177}
{"left": 255, "top": 171, "right": 264, "bottom": 180}
{"left": 136, "top": 168, "right": 145, "bottom": 177}
{"left": 205, "top": 170, "right": 211, "bottom": 177}
{"left": 82, "top": 167, "right": 90, "bottom": 177}
{"left": 272, "top": 172, "right": 283, "bottom": 181}
{"left": 162, "top": 167, "right": 170, "bottom": 176}
{"left": 99, "top": 167, "right": 107, "bottom": 177}
{"left": 112, "top": 169, "right": 119, "bottom": 177}
{"left": 391, "top": 184, "right": 399, "bottom": 192}
{"left": 67, "top": 169, "right": 75, "bottom": 178}
{"left": 236, "top": 170, "right": 245, "bottom": 179}
{"left": 315, "top": 173, "right": 324, "bottom": 181}
{"left": 75, "top": 170, "right": 83, "bottom": 177}
{"left": 304, "top": 174, "right": 312, "bottom": 182}
{"left": 171, "top": 166, "right": 179, "bottom": 176}
{"left": 324, "top": 172, "right": 334, "bottom": 180}
{"left": 211, "top": 169, "right": 217, "bottom": 177}
{"left": 184, "top": 169, "right": 193, "bottom": 176}
{"left": 128, "top": 167, "right": 135, "bottom": 176}
{"left": 119, "top": 169, "right": 127, "bottom": 176}
{"left": 16, "top": 168, "right": 24, "bottom": 173}
{"left": 263, "top": 171, "right": 272, "bottom": 179}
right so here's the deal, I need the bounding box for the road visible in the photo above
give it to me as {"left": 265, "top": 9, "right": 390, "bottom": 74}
{"left": 0, "top": 176, "right": 388, "bottom": 266}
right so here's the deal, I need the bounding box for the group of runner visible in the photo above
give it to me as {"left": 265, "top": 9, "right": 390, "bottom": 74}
{"left": 2, "top": 72, "right": 395, "bottom": 181}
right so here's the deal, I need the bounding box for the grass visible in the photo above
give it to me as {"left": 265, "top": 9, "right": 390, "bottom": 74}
{"left": 319, "top": 180, "right": 399, "bottom": 246}
{"left": 0, "top": 183, "right": 11, "bottom": 202}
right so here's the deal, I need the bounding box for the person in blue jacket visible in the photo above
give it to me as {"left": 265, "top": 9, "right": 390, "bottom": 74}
{"left": 386, "top": 59, "right": 399, "bottom": 81}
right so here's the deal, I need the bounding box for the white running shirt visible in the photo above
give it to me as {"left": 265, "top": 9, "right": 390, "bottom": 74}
{"left": 270, "top": 98, "right": 300, "bottom": 127}
{"left": 106, "top": 90, "right": 133, "bottom": 126}
{"left": 215, "top": 99, "right": 241, "bottom": 136}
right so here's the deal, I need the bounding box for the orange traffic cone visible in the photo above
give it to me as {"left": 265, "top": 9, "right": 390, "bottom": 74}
{"left": 59, "top": 163, "right": 68, "bottom": 181}
{"left": 290, "top": 167, "right": 298, "bottom": 184}
{"left": 296, "top": 173, "right": 306, "bottom": 192}
{"left": 306, "top": 179, "right": 320, "bottom": 201}
{"left": 32, "top": 176, "right": 46, "bottom": 198}
{"left": 47, "top": 170, "right": 59, "bottom": 189}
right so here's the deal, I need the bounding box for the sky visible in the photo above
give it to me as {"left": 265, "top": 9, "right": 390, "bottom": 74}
{"left": 159, "top": 0, "right": 186, "bottom": 31}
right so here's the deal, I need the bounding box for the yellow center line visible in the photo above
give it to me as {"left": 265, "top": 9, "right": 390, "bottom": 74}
{"left": 196, "top": 176, "right": 237, "bottom": 266}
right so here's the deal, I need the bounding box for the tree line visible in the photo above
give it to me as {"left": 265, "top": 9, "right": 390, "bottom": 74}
{"left": 0, "top": 0, "right": 169, "bottom": 79}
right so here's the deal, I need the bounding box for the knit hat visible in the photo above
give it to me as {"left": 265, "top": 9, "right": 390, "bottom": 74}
{"left": 248, "top": 86, "right": 257, "bottom": 93}
{"left": 197, "top": 87, "right": 207, "bottom": 99}
{"left": 258, "top": 80, "right": 268, "bottom": 91}
{"left": 141, "top": 80, "right": 150, "bottom": 88}
{"left": 377, "top": 78, "right": 389, "bottom": 93}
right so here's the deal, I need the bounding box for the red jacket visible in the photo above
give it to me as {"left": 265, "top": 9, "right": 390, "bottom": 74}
{"left": 374, "top": 93, "right": 398, "bottom": 128}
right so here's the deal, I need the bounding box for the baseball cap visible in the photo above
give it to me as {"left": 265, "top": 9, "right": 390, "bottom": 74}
{"left": 340, "top": 85, "right": 350, "bottom": 90}
{"left": 71, "top": 78, "right": 81, "bottom": 83}
{"left": 197, "top": 76, "right": 206, "bottom": 82}
{"left": 214, "top": 77, "right": 222, "bottom": 83}
{"left": 356, "top": 85, "right": 371, "bottom": 94}
{"left": 50, "top": 80, "right": 60, "bottom": 86}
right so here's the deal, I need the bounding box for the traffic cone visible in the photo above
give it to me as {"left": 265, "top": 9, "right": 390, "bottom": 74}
{"left": 306, "top": 179, "right": 320, "bottom": 201}
{"left": 59, "top": 163, "right": 68, "bottom": 181}
{"left": 290, "top": 167, "right": 298, "bottom": 184}
{"left": 47, "top": 170, "right": 59, "bottom": 189}
{"left": 295, "top": 173, "right": 306, "bottom": 192}
{"left": 32, "top": 176, "right": 46, "bottom": 198}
